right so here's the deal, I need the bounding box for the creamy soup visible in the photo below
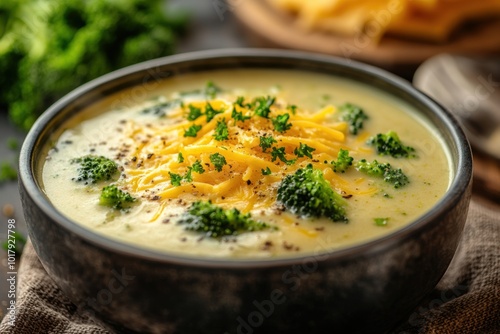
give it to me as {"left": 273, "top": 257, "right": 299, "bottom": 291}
{"left": 42, "top": 69, "right": 451, "bottom": 258}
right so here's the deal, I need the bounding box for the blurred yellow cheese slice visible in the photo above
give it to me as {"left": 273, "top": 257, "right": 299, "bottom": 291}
{"left": 268, "top": 0, "right": 500, "bottom": 42}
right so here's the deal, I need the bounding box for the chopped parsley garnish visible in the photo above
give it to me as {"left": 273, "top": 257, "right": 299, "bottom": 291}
{"left": 287, "top": 105, "right": 297, "bottom": 114}
{"left": 187, "top": 104, "right": 203, "bottom": 121}
{"left": 271, "top": 147, "right": 296, "bottom": 165}
{"left": 294, "top": 142, "right": 316, "bottom": 159}
{"left": 178, "top": 152, "right": 184, "bottom": 163}
{"left": 204, "top": 81, "right": 222, "bottom": 99}
{"left": 184, "top": 168, "right": 194, "bottom": 182}
{"left": 253, "top": 96, "right": 275, "bottom": 118}
{"left": 272, "top": 113, "right": 292, "bottom": 133}
{"left": 184, "top": 124, "right": 202, "bottom": 137}
{"left": 231, "top": 108, "right": 251, "bottom": 123}
{"left": 169, "top": 172, "right": 183, "bottom": 186}
{"left": 213, "top": 118, "right": 229, "bottom": 141}
{"left": 374, "top": 217, "right": 389, "bottom": 226}
{"left": 192, "top": 160, "right": 205, "bottom": 174}
{"left": 261, "top": 167, "right": 272, "bottom": 175}
{"left": 259, "top": 136, "right": 277, "bottom": 153}
{"left": 205, "top": 103, "right": 223, "bottom": 122}
{"left": 234, "top": 96, "right": 245, "bottom": 107}
{"left": 173, "top": 160, "right": 205, "bottom": 184}
{"left": 210, "top": 153, "right": 227, "bottom": 172}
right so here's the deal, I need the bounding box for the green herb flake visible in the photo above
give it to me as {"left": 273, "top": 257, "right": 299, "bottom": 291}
{"left": 231, "top": 108, "right": 251, "bottom": 123}
{"left": 234, "top": 96, "right": 245, "bottom": 107}
{"left": 169, "top": 172, "right": 183, "bottom": 186}
{"left": 204, "top": 81, "right": 222, "bottom": 99}
{"left": 272, "top": 113, "right": 292, "bottom": 133}
{"left": 210, "top": 153, "right": 227, "bottom": 172}
{"left": 271, "top": 147, "right": 296, "bottom": 165}
{"left": 184, "top": 124, "right": 202, "bottom": 138}
{"left": 192, "top": 160, "right": 205, "bottom": 174}
{"left": 261, "top": 167, "right": 272, "bottom": 175}
{"left": 184, "top": 167, "right": 193, "bottom": 182}
{"left": 187, "top": 104, "right": 203, "bottom": 121}
{"left": 178, "top": 152, "right": 184, "bottom": 163}
{"left": 213, "top": 118, "right": 229, "bottom": 141}
{"left": 294, "top": 143, "right": 316, "bottom": 159}
{"left": 205, "top": 103, "right": 223, "bottom": 122}
{"left": 287, "top": 105, "right": 298, "bottom": 114}
{"left": 374, "top": 217, "right": 389, "bottom": 226}
{"left": 259, "top": 136, "right": 277, "bottom": 153}
{"left": 253, "top": 96, "right": 275, "bottom": 118}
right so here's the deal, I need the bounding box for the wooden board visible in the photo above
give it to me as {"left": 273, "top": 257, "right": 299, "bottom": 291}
{"left": 233, "top": 0, "right": 500, "bottom": 70}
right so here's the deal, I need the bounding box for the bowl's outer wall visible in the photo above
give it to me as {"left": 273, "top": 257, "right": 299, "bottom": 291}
{"left": 20, "top": 50, "right": 473, "bottom": 334}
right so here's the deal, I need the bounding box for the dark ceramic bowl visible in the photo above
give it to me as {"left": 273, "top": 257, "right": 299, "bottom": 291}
{"left": 19, "top": 49, "right": 472, "bottom": 334}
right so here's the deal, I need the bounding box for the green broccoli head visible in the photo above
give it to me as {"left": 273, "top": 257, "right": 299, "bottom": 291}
{"left": 71, "top": 155, "right": 118, "bottom": 184}
{"left": 367, "top": 131, "right": 416, "bottom": 158}
{"left": 2, "top": 0, "right": 187, "bottom": 131}
{"left": 338, "top": 103, "right": 368, "bottom": 135}
{"left": 99, "top": 184, "right": 136, "bottom": 210}
{"left": 355, "top": 159, "right": 409, "bottom": 189}
{"left": 332, "top": 148, "right": 353, "bottom": 173}
{"left": 178, "top": 201, "right": 273, "bottom": 238}
{"left": 277, "top": 164, "right": 348, "bottom": 222}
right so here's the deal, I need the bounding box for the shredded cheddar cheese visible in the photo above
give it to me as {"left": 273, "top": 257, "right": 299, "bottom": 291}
{"left": 120, "top": 93, "right": 375, "bottom": 221}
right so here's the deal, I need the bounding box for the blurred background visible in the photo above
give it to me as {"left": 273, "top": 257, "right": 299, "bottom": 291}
{"left": 1, "top": 0, "right": 500, "bottom": 318}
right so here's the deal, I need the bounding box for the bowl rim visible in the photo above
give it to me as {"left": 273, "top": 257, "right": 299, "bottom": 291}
{"left": 19, "top": 48, "right": 473, "bottom": 268}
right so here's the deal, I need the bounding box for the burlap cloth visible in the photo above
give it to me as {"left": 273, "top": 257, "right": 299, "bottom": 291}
{"left": 1, "top": 199, "right": 499, "bottom": 334}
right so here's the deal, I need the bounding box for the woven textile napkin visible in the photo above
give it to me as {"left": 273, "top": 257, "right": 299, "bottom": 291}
{"left": 1, "top": 199, "right": 499, "bottom": 334}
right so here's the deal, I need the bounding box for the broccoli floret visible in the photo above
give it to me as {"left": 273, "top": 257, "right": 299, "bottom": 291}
{"left": 338, "top": 103, "right": 368, "bottom": 135}
{"left": 71, "top": 155, "right": 118, "bottom": 184}
{"left": 99, "top": 184, "right": 136, "bottom": 210}
{"left": 277, "top": 164, "right": 348, "bottom": 222}
{"left": 178, "top": 201, "right": 273, "bottom": 238}
{"left": 331, "top": 149, "right": 353, "bottom": 173}
{"left": 355, "top": 159, "right": 409, "bottom": 189}
{"left": 367, "top": 131, "right": 416, "bottom": 158}
{"left": 1, "top": 0, "right": 187, "bottom": 131}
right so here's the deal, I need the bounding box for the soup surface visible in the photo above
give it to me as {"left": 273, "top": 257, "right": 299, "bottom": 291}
{"left": 42, "top": 69, "right": 451, "bottom": 258}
